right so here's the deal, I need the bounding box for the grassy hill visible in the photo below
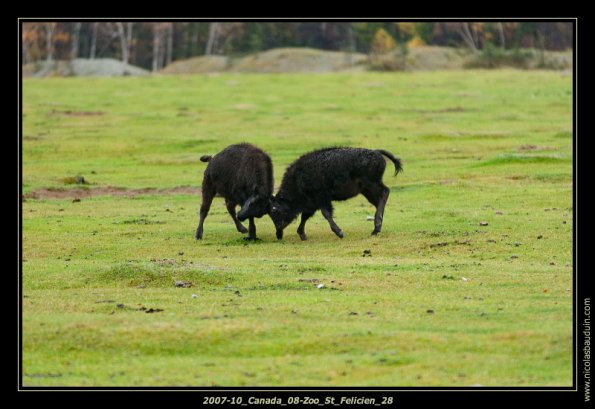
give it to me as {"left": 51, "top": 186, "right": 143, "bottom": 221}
{"left": 161, "top": 46, "right": 572, "bottom": 74}
{"left": 23, "top": 47, "right": 572, "bottom": 77}
{"left": 23, "top": 58, "right": 150, "bottom": 77}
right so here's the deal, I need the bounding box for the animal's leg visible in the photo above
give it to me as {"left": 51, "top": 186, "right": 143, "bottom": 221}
{"left": 195, "top": 177, "right": 216, "bottom": 240}
{"left": 363, "top": 183, "right": 390, "bottom": 235}
{"left": 321, "top": 206, "right": 344, "bottom": 239}
{"left": 225, "top": 198, "right": 248, "bottom": 234}
{"left": 297, "top": 211, "right": 315, "bottom": 241}
{"left": 247, "top": 217, "right": 256, "bottom": 240}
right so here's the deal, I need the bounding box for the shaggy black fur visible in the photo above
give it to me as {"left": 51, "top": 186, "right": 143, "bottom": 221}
{"left": 267, "top": 147, "right": 402, "bottom": 240}
{"left": 194, "top": 143, "right": 274, "bottom": 240}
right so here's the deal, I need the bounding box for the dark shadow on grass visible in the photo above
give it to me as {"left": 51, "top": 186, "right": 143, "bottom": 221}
{"left": 216, "top": 236, "right": 267, "bottom": 246}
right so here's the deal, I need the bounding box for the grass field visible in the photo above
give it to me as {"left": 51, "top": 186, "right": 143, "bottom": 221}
{"left": 21, "top": 70, "right": 573, "bottom": 386}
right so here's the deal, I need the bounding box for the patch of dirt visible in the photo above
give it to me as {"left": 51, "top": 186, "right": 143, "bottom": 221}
{"left": 138, "top": 306, "right": 164, "bottom": 314}
{"left": 517, "top": 144, "right": 557, "bottom": 152}
{"left": 50, "top": 109, "right": 105, "bottom": 116}
{"left": 518, "top": 144, "right": 538, "bottom": 151}
{"left": 439, "top": 179, "right": 457, "bottom": 185}
{"left": 24, "top": 372, "right": 63, "bottom": 378}
{"left": 23, "top": 185, "right": 201, "bottom": 200}
{"left": 413, "top": 106, "right": 471, "bottom": 114}
{"left": 175, "top": 280, "right": 193, "bottom": 288}
{"left": 231, "top": 103, "right": 257, "bottom": 111}
{"left": 23, "top": 135, "right": 45, "bottom": 141}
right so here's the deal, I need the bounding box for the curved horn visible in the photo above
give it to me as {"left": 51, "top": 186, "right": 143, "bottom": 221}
{"left": 237, "top": 196, "right": 256, "bottom": 221}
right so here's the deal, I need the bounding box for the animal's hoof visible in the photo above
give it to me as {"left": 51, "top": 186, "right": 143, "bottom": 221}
{"left": 337, "top": 231, "right": 344, "bottom": 239}
{"left": 299, "top": 233, "right": 308, "bottom": 241}
{"left": 237, "top": 226, "right": 249, "bottom": 234}
{"left": 371, "top": 230, "right": 380, "bottom": 236}
{"left": 195, "top": 235, "right": 202, "bottom": 240}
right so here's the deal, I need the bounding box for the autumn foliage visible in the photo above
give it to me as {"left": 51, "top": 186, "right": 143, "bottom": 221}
{"left": 20, "top": 21, "right": 573, "bottom": 71}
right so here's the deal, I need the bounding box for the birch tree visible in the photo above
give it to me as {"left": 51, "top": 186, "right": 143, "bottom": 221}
{"left": 21, "top": 23, "right": 40, "bottom": 64}
{"left": 152, "top": 23, "right": 169, "bottom": 71}
{"left": 458, "top": 22, "right": 477, "bottom": 52}
{"left": 497, "top": 22, "right": 505, "bottom": 49}
{"left": 205, "top": 22, "right": 220, "bottom": 55}
{"left": 166, "top": 22, "right": 174, "bottom": 65}
{"left": 114, "top": 22, "right": 134, "bottom": 64}
{"left": 71, "top": 22, "right": 81, "bottom": 59}
{"left": 89, "top": 22, "right": 98, "bottom": 59}
{"left": 44, "top": 22, "right": 57, "bottom": 62}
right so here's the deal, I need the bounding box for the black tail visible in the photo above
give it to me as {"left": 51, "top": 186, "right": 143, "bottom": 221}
{"left": 200, "top": 155, "right": 212, "bottom": 162}
{"left": 377, "top": 149, "right": 403, "bottom": 176}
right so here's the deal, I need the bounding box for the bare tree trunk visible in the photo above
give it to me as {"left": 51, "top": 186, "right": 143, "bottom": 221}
{"left": 346, "top": 23, "right": 356, "bottom": 66}
{"left": 90, "top": 22, "right": 98, "bottom": 59}
{"left": 22, "top": 40, "right": 29, "bottom": 64}
{"left": 348, "top": 23, "right": 356, "bottom": 51}
{"left": 45, "top": 23, "right": 56, "bottom": 62}
{"left": 191, "top": 23, "right": 199, "bottom": 56}
{"left": 117, "top": 23, "right": 128, "bottom": 64}
{"left": 71, "top": 22, "right": 81, "bottom": 59}
{"left": 152, "top": 24, "right": 161, "bottom": 71}
{"left": 458, "top": 22, "right": 477, "bottom": 52}
{"left": 536, "top": 27, "right": 545, "bottom": 66}
{"left": 115, "top": 22, "right": 131, "bottom": 64}
{"left": 166, "top": 23, "right": 174, "bottom": 65}
{"left": 205, "top": 22, "right": 219, "bottom": 55}
{"left": 321, "top": 22, "right": 328, "bottom": 48}
{"left": 22, "top": 29, "right": 30, "bottom": 64}
{"left": 160, "top": 29, "right": 167, "bottom": 69}
{"left": 126, "top": 22, "right": 133, "bottom": 63}
{"left": 497, "top": 22, "right": 505, "bottom": 49}
{"left": 471, "top": 23, "right": 480, "bottom": 49}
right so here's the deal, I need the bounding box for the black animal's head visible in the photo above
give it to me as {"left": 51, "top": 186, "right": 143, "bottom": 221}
{"left": 268, "top": 196, "right": 293, "bottom": 239}
{"left": 237, "top": 195, "right": 271, "bottom": 222}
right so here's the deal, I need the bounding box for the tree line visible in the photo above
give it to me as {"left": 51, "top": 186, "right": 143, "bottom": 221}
{"left": 21, "top": 21, "right": 573, "bottom": 71}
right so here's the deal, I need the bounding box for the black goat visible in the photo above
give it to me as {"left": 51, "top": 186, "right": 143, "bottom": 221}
{"left": 195, "top": 143, "right": 273, "bottom": 240}
{"left": 260, "top": 147, "right": 402, "bottom": 240}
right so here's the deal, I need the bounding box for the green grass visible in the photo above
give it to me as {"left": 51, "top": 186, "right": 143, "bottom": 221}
{"left": 21, "top": 70, "right": 573, "bottom": 386}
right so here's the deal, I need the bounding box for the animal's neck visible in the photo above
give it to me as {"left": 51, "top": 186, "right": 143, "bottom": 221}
{"left": 276, "top": 187, "right": 292, "bottom": 204}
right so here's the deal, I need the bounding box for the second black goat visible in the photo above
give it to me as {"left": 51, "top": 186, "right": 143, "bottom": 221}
{"left": 252, "top": 147, "right": 403, "bottom": 240}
